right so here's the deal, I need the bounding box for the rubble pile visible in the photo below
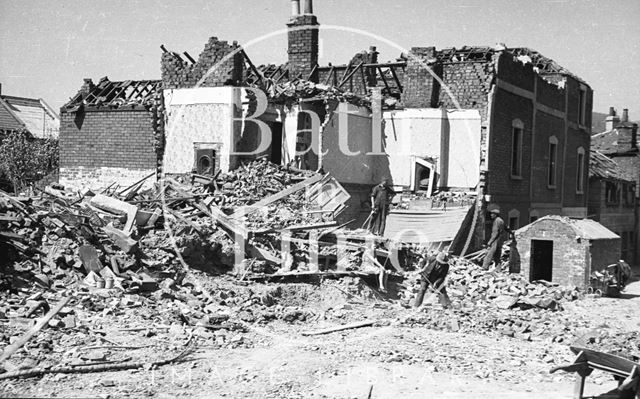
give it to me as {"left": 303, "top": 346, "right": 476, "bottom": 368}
{"left": 401, "top": 257, "right": 581, "bottom": 310}
{"left": 584, "top": 331, "right": 640, "bottom": 361}
{"left": 399, "top": 257, "right": 586, "bottom": 341}
{"left": 0, "top": 160, "right": 337, "bottom": 283}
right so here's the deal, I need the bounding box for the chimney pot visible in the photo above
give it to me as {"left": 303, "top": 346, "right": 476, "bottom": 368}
{"left": 291, "top": 0, "right": 300, "bottom": 16}
{"left": 622, "top": 109, "right": 629, "bottom": 122}
{"left": 303, "top": 0, "right": 313, "bottom": 14}
{"left": 609, "top": 106, "right": 616, "bottom": 116}
{"left": 0, "top": 83, "right": 2, "bottom": 96}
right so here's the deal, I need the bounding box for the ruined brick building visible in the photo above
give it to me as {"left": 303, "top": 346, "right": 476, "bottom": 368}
{"left": 58, "top": 0, "right": 593, "bottom": 251}
{"left": 58, "top": 78, "right": 163, "bottom": 188}
{"left": 591, "top": 107, "right": 639, "bottom": 264}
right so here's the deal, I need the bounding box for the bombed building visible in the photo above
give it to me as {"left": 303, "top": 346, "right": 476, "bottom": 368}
{"left": 58, "top": 0, "right": 592, "bottom": 251}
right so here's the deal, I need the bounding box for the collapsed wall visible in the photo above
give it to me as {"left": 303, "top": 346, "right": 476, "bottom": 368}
{"left": 161, "top": 37, "right": 245, "bottom": 89}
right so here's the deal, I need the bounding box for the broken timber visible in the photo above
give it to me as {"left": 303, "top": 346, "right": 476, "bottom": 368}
{"left": 301, "top": 320, "right": 376, "bottom": 336}
{"left": 230, "top": 174, "right": 324, "bottom": 220}
{"left": 0, "top": 297, "right": 71, "bottom": 364}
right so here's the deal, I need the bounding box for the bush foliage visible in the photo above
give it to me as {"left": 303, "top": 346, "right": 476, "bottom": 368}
{"left": 0, "top": 130, "right": 59, "bottom": 193}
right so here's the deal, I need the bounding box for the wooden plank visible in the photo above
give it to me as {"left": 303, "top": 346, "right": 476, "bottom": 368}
{"left": 389, "top": 66, "right": 403, "bottom": 92}
{"left": 0, "top": 297, "right": 70, "bottom": 363}
{"left": 377, "top": 67, "right": 391, "bottom": 92}
{"left": 0, "top": 215, "right": 21, "bottom": 223}
{"left": 301, "top": 320, "right": 375, "bottom": 336}
{"left": 283, "top": 221, "right": 337, "bottom": 232}
{"left": 338, "top": 62, "right": 364, "bottom": 89}
{"left": 210, "top": 206, "right": 249, "bottom": 239}
{"left": 570, "top": 346, "right": 639, "bottom": 377}
{"left": 230, "top": 174, "right": 324, "bottom": 219}
{"left": 323, "top": 65, "right": 335, "bottom": 85}
{"left": 246, "top": 244, "right": 280, "bottom": 265}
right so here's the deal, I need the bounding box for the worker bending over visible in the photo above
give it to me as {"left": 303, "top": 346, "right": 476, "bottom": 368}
{"left": 414, "top": 251, "right": 451, "bottom": 308}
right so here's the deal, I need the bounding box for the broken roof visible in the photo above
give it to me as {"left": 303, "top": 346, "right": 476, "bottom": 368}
{"left": 516, "top": 215, "right": 620, "bottom": 240}
{"left": 589, "top": 150, "right": 635, "bottom": 182}
{"left": 62, "top": 77, "right": 162, "bottom": 111}
{"left": 0, "top": 94, "right": 59, "bottom": 138}
{"left": 434, "top": 46, "right": 586, "bottom": 84}
{"left": 591, "top": 128, "right": 639, "bottom": 155}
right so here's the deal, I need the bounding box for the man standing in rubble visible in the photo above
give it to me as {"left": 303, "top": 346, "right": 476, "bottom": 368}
{"left": 414, "top": 251, "right": 451, "bottom": 308}
{"left": 482, "top": 207, "right": 506, "bottom": 270}
{"left": 368, "top": 179, "right": 393, "bottom": 236}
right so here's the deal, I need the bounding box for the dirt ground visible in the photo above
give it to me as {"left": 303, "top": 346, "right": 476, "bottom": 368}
{"left": 2, "top": 272, "right": 640, "bottom": 399}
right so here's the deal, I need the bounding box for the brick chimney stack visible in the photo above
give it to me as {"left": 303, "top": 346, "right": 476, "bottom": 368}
{"left": 605, "top": 106, "right": 620, "bottom": 131}
{"left": 80, "top": 78, "right": 95, "bottom": 98}
{"left": 616, "top": 109, "right": 637, "bottom": 150}
{"left": 287, "top": 0, "right": 319, "bottom": 82}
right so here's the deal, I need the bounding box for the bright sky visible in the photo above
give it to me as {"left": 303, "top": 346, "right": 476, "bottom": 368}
{"left": 1, "top": 0, "right": 638, "bottom": 118}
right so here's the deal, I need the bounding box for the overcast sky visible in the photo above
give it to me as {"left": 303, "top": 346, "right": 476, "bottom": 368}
{"left": 1, "top": 0, "right": 638, "bottom": 118}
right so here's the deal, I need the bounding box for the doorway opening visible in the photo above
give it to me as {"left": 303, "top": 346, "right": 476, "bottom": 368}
{"left": 269, "top": 122, "right": 283, "bottom": 165}
{"left": 530, "top": 239, "right": 553, "bottom": 282}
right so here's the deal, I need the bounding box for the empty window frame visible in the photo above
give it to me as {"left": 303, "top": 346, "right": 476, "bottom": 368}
{"left": 623, "top": 184, "right": 636, "bottom": 207}
{"left": 578, "top": 87, "right": 587, "bottom": 126}
{"left": 511, "top": 120, "right": 524, "bottom": 178}
{"left": 576, "top": 147, "right": 585, "bottom": 193}
{"left": 605, "top": 181, "right": 620, "bottom": 205}
{"left": 508, "top": 209, "right": 520, "bottom": 231}
{"left": 548, "top": 136, "right": 558, "bottom": 188}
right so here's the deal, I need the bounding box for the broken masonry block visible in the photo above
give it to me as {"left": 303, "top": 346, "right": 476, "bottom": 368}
{"left": 102, "top": 223, "right": 138, "bottom": 254}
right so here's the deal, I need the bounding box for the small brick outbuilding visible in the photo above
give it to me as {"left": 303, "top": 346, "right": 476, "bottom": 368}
{"left": 514, "top": 215, "right": 620, "bottom": 287}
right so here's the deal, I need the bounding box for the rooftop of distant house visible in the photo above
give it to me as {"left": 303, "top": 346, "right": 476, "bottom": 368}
{"left": 591, "top": 107, "right": 639, "bottom": 154}
{"left": 589, "top": 150, "right": 635, "bottom": 182}
{"left": 0, "top": 84, "right": 59, "bottom": 139}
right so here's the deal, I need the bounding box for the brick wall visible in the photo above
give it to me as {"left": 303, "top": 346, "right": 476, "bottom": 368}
{"left": 59, "top": 109, "right": 157, "bottom": 189}
{"left": 531, "top": 112, "right": 565, "bottom": 204}
{"left": 536, "top": 75, "right": 564, "bottom": 110}
{"left": 287, "top": 15, "right": 319, "bottom": 82}
{"left": 439, "top": 61, "right": 494, "bottom": 122}
{"left": 496, "top": 52, "right": 535, "bottom": 92}
{"left": 402, "top": 47, "right": 441, "bottom": 109}
{"left": 161, "top": 37, "right": 244, "bottom": 89}
{"left": 563, "top": 127, "right": 590, "bottom": 207}
{"left": 343, "top": 49, "right": 378, "bottom": 96}
{"left": 487, "top": 88, "right": 534, "bottom": 222}
{"left": 590, "top": 239, "right": 622, "bottom": 272}
{"left": 516, "top": 218, "right": 592, "bottom": 287}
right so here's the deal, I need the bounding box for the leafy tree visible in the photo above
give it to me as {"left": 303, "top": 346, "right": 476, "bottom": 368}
{"left": 0, "top": 130, "right": 59, "bottom": 193}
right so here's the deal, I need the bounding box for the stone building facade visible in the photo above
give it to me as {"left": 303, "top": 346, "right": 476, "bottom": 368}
{"left": 591, "top": 107, "right": 640, "bottom": 264}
